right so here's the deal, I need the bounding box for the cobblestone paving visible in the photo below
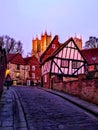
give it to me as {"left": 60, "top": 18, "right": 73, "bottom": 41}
{"left": 0, "top": 89, "right": 13, "bottom": 130}
{"left": 13, "top": 86, "right": 98, "bottom": 130}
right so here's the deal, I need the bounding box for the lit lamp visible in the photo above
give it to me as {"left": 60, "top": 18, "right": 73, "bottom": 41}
{"left": 92, "top": 56, "right": 96, "bottom": 70}
{"left": 5, "top": 69, "right": 10, "bottom": 76}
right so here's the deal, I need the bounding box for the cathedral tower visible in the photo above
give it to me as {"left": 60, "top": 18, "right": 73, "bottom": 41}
{"left": 32, "top": 31, "right": 52, "bottom": 58}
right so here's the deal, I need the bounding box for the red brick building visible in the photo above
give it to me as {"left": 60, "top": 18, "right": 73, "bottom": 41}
{"left": 81, "top": 48, "right": 98, "bottom": 71}
{"left": 40, "top": 35, "right": 60, "bottom": 63}
{"left": 24, "top": 55, "right": 41, "bottom": 85}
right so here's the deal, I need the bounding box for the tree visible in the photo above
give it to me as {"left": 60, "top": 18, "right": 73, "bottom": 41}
{"left": 0, "top": 35, "right": 23, "bottom": 54}
{"left": 84, "top": 36, "right": 98, "bottom": 49}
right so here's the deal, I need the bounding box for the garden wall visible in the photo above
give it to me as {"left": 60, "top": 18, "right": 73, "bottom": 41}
{"left": 53, "top": 77, "right": 98, "bottom": 105}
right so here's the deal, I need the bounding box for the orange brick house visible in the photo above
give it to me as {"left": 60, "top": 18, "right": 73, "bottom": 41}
{"left": 24, "top": 55, "right": 41, "bottom": 85}
{"left": 7, "top": 53, "right": 25, "bottom": 85}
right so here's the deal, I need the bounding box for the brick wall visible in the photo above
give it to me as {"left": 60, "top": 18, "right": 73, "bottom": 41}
{"left": 42, "top": 73, "right": 50, "bottom": 88}
{"left": 53, "top": 76, "right": 98, "bottom": 105}
{"left": 0, "top": 48, "right": 6, "bottom": 95}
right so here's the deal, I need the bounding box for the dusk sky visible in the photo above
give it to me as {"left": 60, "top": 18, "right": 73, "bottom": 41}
{"left": 0, "top": 0, "right": 98, "bottom": 56}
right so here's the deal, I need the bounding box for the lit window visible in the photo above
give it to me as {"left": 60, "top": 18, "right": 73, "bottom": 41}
{"left": 61, "top": 60, "right": 68, "bottom": 67}
{"left": 32, "top": 66, "right": 35, "bottom": 71}
{"left": 32, "top": 73, "right": 35, "bottom": 79}
{"left": 52, "top": 44, "right": 55, "bottom": 49}
{"left": 16, "top": 72, "right": 20, "bottom": 78}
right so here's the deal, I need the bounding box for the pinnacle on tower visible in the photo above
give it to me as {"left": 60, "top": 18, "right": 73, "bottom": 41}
{"left": 44, "top": 30, "right": 47, "bottom": 35}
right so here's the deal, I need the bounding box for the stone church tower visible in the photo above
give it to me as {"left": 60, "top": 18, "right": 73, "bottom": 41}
{"left": 32, "top": 31, "right": 52, "bottom": 58}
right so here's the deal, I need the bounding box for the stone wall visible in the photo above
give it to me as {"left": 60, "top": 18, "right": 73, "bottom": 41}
{"left": 53, "top": 78, "right": 98, "bottom": 105}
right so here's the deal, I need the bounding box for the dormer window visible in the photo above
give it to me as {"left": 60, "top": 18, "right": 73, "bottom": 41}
{"left": 52, "top": 44, "right": 55, "bottom": 49}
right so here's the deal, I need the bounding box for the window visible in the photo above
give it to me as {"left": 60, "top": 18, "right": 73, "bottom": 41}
{"left": 52, "top": 44, "right": 55, "bottom": 49}
{"left": 17, "top": 64, "right": 20, "bottom": 70}
{"left": 32, "top": 66, "right": 35, "bottom": 71}
{"left": 32, "top": 73, "right": 35, "bottom": 79}
{"left": 61, "top": 60, "right": 68, "bottom": 67}
{"left": 16, "top": 72, "right": 20, "bottom": 78}
{"left": 25, "top": 65, "right": 30, "bottom": 71}
{"left": 72, "top": 61, "right": 80, "bottom": 69}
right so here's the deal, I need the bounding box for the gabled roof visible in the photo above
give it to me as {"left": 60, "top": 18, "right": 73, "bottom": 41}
{"left": 40, "top": 35, "right": 60, "bottom": 62}
{"left": 23, "top": 57, "right": 31, "bottom": 64}
{"left": 24, "top": 55, "right": 39, "bottom": 65}
{"left": 81, "top": 48, "right": 98, "bottom": 65}
{"left": 7, "top": 53, "right": 25, "bottom": 65}
{"left": 41, "top": 37, "right": 86, "bottom": 64}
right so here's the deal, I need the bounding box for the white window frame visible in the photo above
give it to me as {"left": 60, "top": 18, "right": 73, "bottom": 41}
{"left": 32, "top": 73, "right": 35, "bottom": 79}
{"left": 32, "top": 65, "right": 35, "bottom": 71}
{"left": 25, "top": 65, "right": 30, "bottom": 71}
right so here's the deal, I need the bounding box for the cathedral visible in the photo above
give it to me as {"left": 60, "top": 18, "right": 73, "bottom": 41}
{"left": 32, "top": 31, "right": 52, "bottom": 59}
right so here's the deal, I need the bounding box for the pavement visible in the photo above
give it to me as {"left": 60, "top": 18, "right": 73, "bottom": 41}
{"left": 0, "top": 87, "right": 13, "bottom": 130}
{"left": 0, "top": 86, "right": 98, "bottom": 129}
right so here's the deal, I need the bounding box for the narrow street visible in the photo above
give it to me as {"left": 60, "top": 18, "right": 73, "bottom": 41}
{"left": 0, "top": 86, "right": 98, "bottom": 130}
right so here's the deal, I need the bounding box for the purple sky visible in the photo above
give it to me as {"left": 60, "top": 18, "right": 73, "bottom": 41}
{"left": 0, "top": 0, "right": 98, "bottom": 56}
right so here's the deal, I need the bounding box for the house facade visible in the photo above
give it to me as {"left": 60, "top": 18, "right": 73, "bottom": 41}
{"left": 7, "top": 53, "right": 25, "bottom": 85}
{"left": 81, "top": 48, "right": 98, "bottom": 71}
{"left": 24, "top": 55, "right": 41, "bottom": 85}
{"left": 41, "top": 37, "right": 87, "bottom": 88}
{"left": 81, "top": 48, "right": 98, "bottom": 78}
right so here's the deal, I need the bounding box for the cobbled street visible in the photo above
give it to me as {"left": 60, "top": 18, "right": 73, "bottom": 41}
{"left": 11, "top": 86, "right": 98, "bottom": 130}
